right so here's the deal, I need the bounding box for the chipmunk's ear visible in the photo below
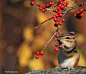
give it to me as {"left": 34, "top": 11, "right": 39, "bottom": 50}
{"left": 69, "top": 31, "right": 75, "bottom": 34}
{"left": 73, "top": 35, "right": 78, "bottom": 41}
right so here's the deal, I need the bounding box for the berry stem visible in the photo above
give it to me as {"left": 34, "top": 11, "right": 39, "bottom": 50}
{"left": 31, "top": 0, "right": 86, "bottom": 53}
{"left": 66, "top": 3, "right": 86, "bottom": 12}
{"left": 33, "top": 17, "right": 53, "bottom": 29}
{"left": 42, "top": 32, "right": 57, "bottom": 51}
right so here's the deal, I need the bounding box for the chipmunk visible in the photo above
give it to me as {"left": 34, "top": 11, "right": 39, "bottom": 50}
{"left": 56, "top": 31, "right": 80, "bottom": 69}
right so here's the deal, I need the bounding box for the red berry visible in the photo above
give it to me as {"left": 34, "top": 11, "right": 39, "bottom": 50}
{"left": 46, "top": 4, "right": 49, "bottom": 7}
{"left": 60, "top": 1, "right": 63, "bottom": 4}
{"left": 55, "top": 48, "right": 59, "bottom": 51}
{"left": 43, "top": 6, "right": 45, "bottom": 9}
{"left": 55, "top": 43, "right": 58, "bottom": 47}
{"left": 74, "top": 13, "right": 77, "bottom": 17}
{"left": 53, "top": 15, "right": 56, "bottom": 18}
{"left": 76, "top": 11, "right": 80, "bottom": 14}
{"left": 62, "top": 19, "right": 65, "bottom": 22}
{"left": 56, "top": 34, "right": 59, "bottom": 37}
{"left": 81, "top": 8, "right": 84, "bottom": 11}
{"left": 61, "top": 5, "right": 64, "bottom": 9}
{"left": 36, "top": 52, "right": 39, "bottom": 55}
{"left": 59, "top": 4, "right": 62, "bottom": 7}
{"left": 61, "top": 8, "right": 64, "bottom": 10}
{"left": 59, "top": 13, "right": 63, "bottom": 17}
{"left": 57, "top": 7, "right": 60, "bottom": 10}
{"left": 63, "top": 3, "right": 66, "bottom": 6}
{"left": 59, "top": 0, "right": 62, "bottom": 2}
{"left": 59, "top": 45, "right": 63, "bottom": 49}
{"left": 42, "top": 9, "right": 45, "bottom": 12}
{"left": 57, "top": 18, "right": 60, "bottom": 21}
{"left": 39, "top": 7, "right": 42, "bottom": 10}
{"left": 55, "top": 14, "right": 59, "bottom": 17}
{"left": 39, "top": 4, "right": 42, "bottom": 7}
{"left": 54, "top": 18, "right": 58, "bottom": 22}
{"left": 35, "top": 55, "right": 39, "bottom": 59}
{"left": 55, "top": 9, "right": 58, "bottom": 12}
{"left": 80, "top": 8, "right": 84, "bottom": 12}
{"left": 59, "top": 22, "right": 62, "bottom": 25}
{"left": 58, "top": 10, "right": 61, "bottom": 14}
{"left": 40, "top": 51, "right": 44, "bottom": 55}
{"left": 51, "top": 2, "right": 55, "bottom": 5}
{"left": 54, "top": 23, "right": 58, "bottom": 27}
{"left": 30, "top": 1, "right": 35, "bottom": 5}
{"left": 49, "top": 2, "right": 52, "bottom": 5}
{"left": 80, "top": 9, "right": 83, "bottom": 12}
{"left": 66, "top": 1, "right": 69, "bottom": 5}
{"left": 80, "top": 14, "right": 84, "bottom": 17}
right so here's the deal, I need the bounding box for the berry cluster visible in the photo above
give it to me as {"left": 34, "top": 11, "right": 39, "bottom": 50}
{"left": 74, "top": 8, "right": 85, "bottom": 19}
{"left": 30, "top": 1, "right": 55, "bottom": 12}
{"left": 35, "top": 51, "right": 44, "bottom": 59}
{"left": 55, "top": 34, "right": 63, "bottom": 52}
{"left": 30, "top": 0, "right": 86, "bottom": 59}
{"left": 53, "top": 0, "right": 69, "bottom": 25}
{"left": 30, "top": 0, "right": 69, "bottom": 59}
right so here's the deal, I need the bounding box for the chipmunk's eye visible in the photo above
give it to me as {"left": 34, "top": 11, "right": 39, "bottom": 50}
{"left": 65, "top": 37, "right": 70, "bottom": 39}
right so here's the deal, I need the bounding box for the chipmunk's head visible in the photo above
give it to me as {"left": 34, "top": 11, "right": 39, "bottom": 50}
{"left": 56, "top": 31, "right": 78, "bottom": 51}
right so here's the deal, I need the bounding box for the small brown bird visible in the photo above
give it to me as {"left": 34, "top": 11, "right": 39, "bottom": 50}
{"left": 56, "top": 31, "right": 80, "bottom": 69}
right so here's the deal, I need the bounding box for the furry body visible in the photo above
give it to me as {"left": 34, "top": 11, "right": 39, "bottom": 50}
{"left": 57, "top": 31, "right": 80, "bottom": 69}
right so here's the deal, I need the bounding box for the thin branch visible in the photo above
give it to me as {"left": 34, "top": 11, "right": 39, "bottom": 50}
{"left": 33, "top": 17, "right": 53, "bottom": 29}
{"left": 33, "top": 2, "right": 86, "bottom": 29}
{"left": 56, "top": 0, "right": 75, "bottom": 38}
{"left": 42, "top": 32, "right": 57, "bottom": 51}
{"left": 62, "top": 0, "right": 75, "bottom": 19}
{"left": 48, "top": 2, "right": 60, "bottom": 9}
{"left": 63, "top": 3, "right": 86, "bottom": 13}
{"left": 68, "top": 0, "right": 74, "bottom": 7}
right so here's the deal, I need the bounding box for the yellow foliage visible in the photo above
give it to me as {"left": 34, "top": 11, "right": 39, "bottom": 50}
{"left": 32, "top": 37, "right": 46, "bottom": 50}
{"left": 28, "top": 56, "right": 44, "bottom": 70}
{"left": 23, "top": 26, "right": 34, "bottom": 42}
{"left": 36, "top": 11, "right": 48, "bottom": 25}
{"left": 77, "top": 48, "right": 86, "bottom": 66}
{"left": 17, "top": 42, "right": 32, "bottom": 67}
{"left": 77, "top": 33, "right": 85, "bottom": 43}
{"left": 42, "top": 30, "right": 51, "bottom": 40}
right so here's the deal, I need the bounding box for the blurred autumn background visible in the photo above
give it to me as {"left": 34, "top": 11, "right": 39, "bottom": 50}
{"left": 0, "top": 0, "right": 86, "bottom": 74}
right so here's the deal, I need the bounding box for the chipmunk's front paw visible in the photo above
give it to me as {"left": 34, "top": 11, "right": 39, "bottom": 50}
{"left": 55, "top": 67, "right": 59, "bottom": 69}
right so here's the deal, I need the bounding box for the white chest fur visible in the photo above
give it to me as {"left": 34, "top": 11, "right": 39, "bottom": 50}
{"left": 58, "top": 49, "right": 75, "bottom": 68}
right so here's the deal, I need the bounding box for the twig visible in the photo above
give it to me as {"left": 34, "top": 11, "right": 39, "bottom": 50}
{"left": 33, "top": 17, "right": 53, "bottom": 29}
{"left": 48, "top": 2, "right": 60, "bottom": 9}
{"left": 33, "top": 2, "right": 86, "bottom": 29}
{"left": 61, "top": 0, "right": 75, "bottom": 20}
{"left": 62, "top": 3, "right": 86, "bottom": 14}
{"left": 42, "top": 32, "right": 57, "bottom": 51}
